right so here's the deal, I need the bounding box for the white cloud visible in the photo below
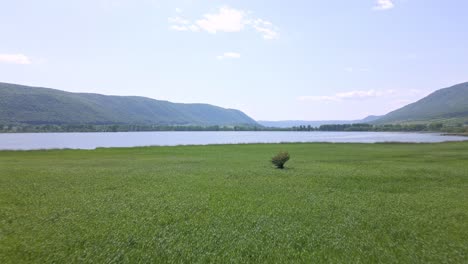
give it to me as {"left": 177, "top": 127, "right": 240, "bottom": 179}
{"left": 168, "top": 16, "right": 199, "bottom": 32}
{"left": 252, "top": 19, "right": 279, "bottom": 40}
{"left": 188, "top": 25, "right": 200, "bottom": 32}
{"left": 175, "top": 8, "right": 182, "bottom": 14}
{"left": 168, "top": 6, "right": 279, "bottom": 40}
{"left": 299, "top": 89, "right": 396, "bottom": 102}
{"left": 217, "top": 52, "right": 241, "bottom": 60}
{"left": 0, "top": 53, "right": 32, "bottom": 64}
{"left": 373, "top": 0, "right": 394, "bottom": 10}
{"left": 196, "top": 7, "right": 247, "bottom": 33}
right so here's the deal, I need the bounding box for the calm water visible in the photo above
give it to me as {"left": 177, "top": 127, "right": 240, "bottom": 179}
{"left": 0, "top": 131, "right": 466, "bottom": 150}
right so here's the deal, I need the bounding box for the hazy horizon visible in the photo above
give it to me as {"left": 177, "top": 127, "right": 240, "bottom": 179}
{"left": 1, "top": 0, "right": 467, "bottom": 120}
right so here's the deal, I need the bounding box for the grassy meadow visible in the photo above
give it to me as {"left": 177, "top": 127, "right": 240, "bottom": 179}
{"left": 1, "top": 142, "right": 467, "bottom": 263}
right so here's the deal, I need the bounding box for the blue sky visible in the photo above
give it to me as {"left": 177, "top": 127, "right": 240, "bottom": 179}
{"left": 1, "top": 0, "right": 467, "bottom": 120}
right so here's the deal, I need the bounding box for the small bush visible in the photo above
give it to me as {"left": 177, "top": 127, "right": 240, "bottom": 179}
{"left": 271, "top": 151, "right": 290, "bottom": 169}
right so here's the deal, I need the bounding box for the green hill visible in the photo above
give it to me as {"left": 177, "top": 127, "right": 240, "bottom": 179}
{"left": 0, "top": 82, "right": 258, "bottom": 126}
{"left": 373, "top": 82, "right": 468, "bottom": 125}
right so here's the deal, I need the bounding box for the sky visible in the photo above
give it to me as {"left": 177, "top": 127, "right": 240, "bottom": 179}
{"left": 1, "top": 0, "right": 467, "bottom": 121}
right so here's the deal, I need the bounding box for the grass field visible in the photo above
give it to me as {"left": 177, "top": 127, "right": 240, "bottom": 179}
{"left": 1, "top": 142, "right": 467, "bottom": 263}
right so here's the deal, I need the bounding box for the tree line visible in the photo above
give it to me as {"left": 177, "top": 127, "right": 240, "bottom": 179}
{"left": 292, "top": 123, "right": 467, "bottom": 133}
{"left": 0, "top": 124, "right": 286, "bottom": 133}
{"left": 1, "top": 122, "right": 466, "bottom": 133}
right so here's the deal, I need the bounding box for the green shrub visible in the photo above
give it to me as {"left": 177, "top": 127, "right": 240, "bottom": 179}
{"left": 271, "top": 151, "right": 290, "bottom": 169}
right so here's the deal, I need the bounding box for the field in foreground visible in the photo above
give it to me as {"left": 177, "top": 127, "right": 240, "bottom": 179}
{"left": 1, "top": 142, "right": 467, "bottom": 263}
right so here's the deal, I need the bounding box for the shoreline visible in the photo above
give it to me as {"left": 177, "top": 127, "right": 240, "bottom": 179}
{"left": 1, "top": 140, "right": 467, "bottom": 152}
{"left": 0, "top": 130, "right": 457, "bottom": 134}
{"left": 442, "top": 133, "right": 468, "bottom": 137}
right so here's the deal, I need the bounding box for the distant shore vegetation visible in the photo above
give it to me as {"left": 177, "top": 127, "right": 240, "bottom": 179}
{"left": 1, "top": 122, "right": 467, "bottom": 133}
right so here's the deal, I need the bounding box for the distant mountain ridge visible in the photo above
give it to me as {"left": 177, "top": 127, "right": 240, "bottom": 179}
{"left": 372, "top": 82, "right": 468, "bottom": 124}
{"left": 259, "top": 115, "right": 381, "bottom": 128}
{"left": 0, "top": 82, "right": 258, "bottom": 126}
{"left": 2, "top": 81, "right": 467, "bottom": 129}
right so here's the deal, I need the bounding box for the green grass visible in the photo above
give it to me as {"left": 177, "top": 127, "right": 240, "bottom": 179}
{"left": 1, "top": 142, "right": 467, "bottom": 263}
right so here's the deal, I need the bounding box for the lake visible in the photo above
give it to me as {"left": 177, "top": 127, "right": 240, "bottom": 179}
{"left": 0, "top": 131, "right": 466, "bottom": 150}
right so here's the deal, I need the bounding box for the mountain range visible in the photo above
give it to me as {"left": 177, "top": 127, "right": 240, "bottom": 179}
{"left": 0, "top": 82, "right": 257, "bottom": 126}
{"left": 1, "top": 81, "right": 467, "bottom": 128}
